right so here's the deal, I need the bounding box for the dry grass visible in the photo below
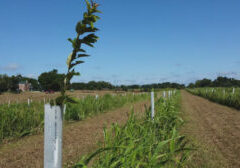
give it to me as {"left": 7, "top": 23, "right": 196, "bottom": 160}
{"left": 0, "top": 90, "right": 126, "bottom": 104}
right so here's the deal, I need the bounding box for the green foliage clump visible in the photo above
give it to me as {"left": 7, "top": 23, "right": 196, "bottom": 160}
{"left": 74, "top": 91, "right": 191, "bottom": 168}
{"left": 65, "top": 93, "right": 149, "bottom": 121}
{"left": 187, "top": 87, "right": 240, "bottom": 109}
{"left": 0, "top": 102, "right": 44, "bottom": 142}
{"left": 38, "top": 69, "right": 65, "bottom": 91}
{"left": 188, "top": 76, "right": 240, "bottom": 88}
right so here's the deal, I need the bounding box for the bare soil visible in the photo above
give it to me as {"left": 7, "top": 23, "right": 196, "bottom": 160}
{"left": 0, "top": 100, "right": 149, "bottom": 168}
{"left": 181, "top": 90, "right": 240, "bottom": 168}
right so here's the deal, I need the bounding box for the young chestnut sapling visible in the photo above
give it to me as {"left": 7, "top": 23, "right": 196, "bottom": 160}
{"left": 55, "top": 0, "right": 101, "bottom": 106}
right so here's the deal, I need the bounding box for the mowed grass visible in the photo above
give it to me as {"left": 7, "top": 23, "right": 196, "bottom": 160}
{"left": 0, "top": 93, "right": 148, "bottom": 143}
{"left": 187, "top": 87, "right": 240, "bottom": 110}
{"left": 74, "top": 91, "right": 192, "bottom": 168}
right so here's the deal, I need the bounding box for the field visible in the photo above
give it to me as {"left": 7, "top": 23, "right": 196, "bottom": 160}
{"left": 181, "top": 90, "right": 240, "bottom": 168}
{"left": 1, "top": 0, "right": 239, "bottom": 167}
{"left": 0, "top": 89, "right": 240, "bottom": 167}
{"left": 74, "top": 91, "right": 190, "bottom": 168}
{"left": 0, "top": 91, "right": 148, "bottom": 143}
{"left": 187, "top": 87, "right": 240, "bottom": 109}
{"left": 0, "top": 90, "right": 126, "bottom": 105}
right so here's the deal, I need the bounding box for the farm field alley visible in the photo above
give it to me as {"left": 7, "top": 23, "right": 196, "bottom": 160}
{"left": 0, "top": 99, "right": 150, "bottom": 168}
{"left": 1, "top": 89, "right": 240, "bottom": 167}
{"left": 181, "top": 90, "right": 240, "bottom": 168}
{"left": 1, "top": 0, "right": 240, "bottom": 167}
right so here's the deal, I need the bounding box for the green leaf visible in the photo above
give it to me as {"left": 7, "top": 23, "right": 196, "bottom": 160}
{"left": 66, "top": 69, "right": 80, "bottom": 83}
{"left": 85, "top": 0, "right": 91, "bottom": 10}
{"left": 66, "top": 52, "right": 73, "bottom": 68}
{"left": 84, "top": 27, "right": 99, "bottom": 33}
{"left": 90, "top": 22, "right": 94, "bottom": 29}
{"left": 69, "top": 61, "right": 84, "bottom": 70}
{"left": 77, "top": 54, "right": 89, "bottom": 58}
{"left": 68, "top": 38, "right": 73, "bottom": 43}
{"left": 75, "top": 21, "right": 83, "bottom": 34}
{"left": 81, "top": 33, "right": 98, "bottom": 45}
{"left": 77, "top": 49, "right": 86, "bottom": 53}
{"left": 83, "top": 42, "right": 94, "bottom": 47}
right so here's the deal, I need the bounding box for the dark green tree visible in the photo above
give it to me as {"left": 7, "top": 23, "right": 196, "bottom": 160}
{"left": 0, "top": 75, "right": 8, "bottom": 93}
{"left": 38, "top": 69, "right": 65, "bottom": 91}
{"left": 195, "top": 78, "right": 212, "bottom": 87}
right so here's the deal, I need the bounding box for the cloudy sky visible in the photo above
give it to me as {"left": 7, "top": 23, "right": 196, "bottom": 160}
{"left": 0, "top": 0, "right": 240, "bottom": 85}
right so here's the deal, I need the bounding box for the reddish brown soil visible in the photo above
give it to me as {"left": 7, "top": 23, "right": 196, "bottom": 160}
{"left": 181, "top": 90, "right": 240, "bottom": 168}
{"left": 0, "top": 101, "right": 149, "bottom": 168}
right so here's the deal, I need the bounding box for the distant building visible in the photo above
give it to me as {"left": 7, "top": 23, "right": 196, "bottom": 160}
{"left": 19, "top": 81, "right": 32, "bottom": 92}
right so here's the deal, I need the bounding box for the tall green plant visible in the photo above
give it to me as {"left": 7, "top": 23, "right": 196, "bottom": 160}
{"left": 74, "top": 92, "right": 192, "bottom": 168}
{"left": 57, "top": 0, "right": 101, "bottom": 105}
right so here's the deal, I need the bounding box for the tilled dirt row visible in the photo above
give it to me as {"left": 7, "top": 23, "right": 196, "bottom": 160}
{"left": 0, "top": 101, "right": 149, "bottom": 168}
{"left": 181, "top": 90, "right": 240, "bottom": 168}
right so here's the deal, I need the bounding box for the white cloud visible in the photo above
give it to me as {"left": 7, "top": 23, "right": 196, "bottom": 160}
{"left": 26, "top": 74, "right": 37, "bottom": 79}
{"left": 1, "top": 63, "right": 20, "bottom": 71}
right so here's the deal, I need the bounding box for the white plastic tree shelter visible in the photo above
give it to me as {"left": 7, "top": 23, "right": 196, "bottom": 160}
{"left": 163, "top": 91, "right": 166, "bottom": 98}
{"left": 44, "top": 104, "right": 63, "bottom": 168}
{"left": 151, "top": 91, "right": 155, "bottom": 120}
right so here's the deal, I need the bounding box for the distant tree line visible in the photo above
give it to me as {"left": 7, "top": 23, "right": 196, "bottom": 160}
{"left": 0, "top": 74, "right": 40, "bottom": 93}
{"left": 188, "top": 77, "right": 240, "bottom": 88}
{"left": 0, "top": 69, "right": 185, "bottom": 93}
{"left": 71, "top": 81, "right": 114, "bottom": 90}
{"left": 0, "top": 69, "right": 63, "bottom": 93}
{"left": 2, "top": 69, "right": 238, "bottom": 93}
{"left": 70, "top": 81, "right": 185, "bottom": 91}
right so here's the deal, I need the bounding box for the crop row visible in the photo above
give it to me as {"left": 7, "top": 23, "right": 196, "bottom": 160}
{"left": 0, "top": 93, "right": 148, "bottom": 143}
{"left": 74, "top": 91, "right": 191, "bottom": 168}
{"left": 187, "top": 87, "right": 240, "bottom": 110}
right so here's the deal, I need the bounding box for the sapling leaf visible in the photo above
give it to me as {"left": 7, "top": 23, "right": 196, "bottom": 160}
{"left": 60, "top": 0, "right": 101, "bottom": 106}
{"left": 66, "top": 52, "right": 73, "bottom": 67}
{"left": 68, "top": 38, "right": 73, "bottom": 43}
{"left": 77, "top": 49, "right": 86, "bottom": 53}
{"left": 82, "top": 42, "right": 94, "bottom": 47}
{"left": 90, "top": 22, "right": 94, "bottom": 29}
{"left": 77, "top": 54, "right": 89, "bottom": 58}
{"left": 85, "top": 0, "right": 91, "bottom": 10}
{"left": 69, "top": 61, "right": 85, "bottom": 70}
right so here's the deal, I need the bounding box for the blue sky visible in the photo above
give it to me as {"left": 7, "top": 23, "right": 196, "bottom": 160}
{"left": 0, "top": 0, "right": 240, "bottom": 85}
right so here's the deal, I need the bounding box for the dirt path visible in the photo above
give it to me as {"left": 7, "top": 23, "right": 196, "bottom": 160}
{"left": 181, "top": 90, "right": 240, "bottom": 168}
{"left": 0, "top": 101, "right": 149, "bottom": 168}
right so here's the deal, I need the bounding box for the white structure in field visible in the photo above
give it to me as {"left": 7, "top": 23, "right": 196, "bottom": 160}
{"left": 151, "top": 91, "right": 155, "bottom": 120}
{"left": 44, "top": 104, "right": 63, "bottom": 168}
{"left": 163, "top": 91, "right": 166, "bottom": 98}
